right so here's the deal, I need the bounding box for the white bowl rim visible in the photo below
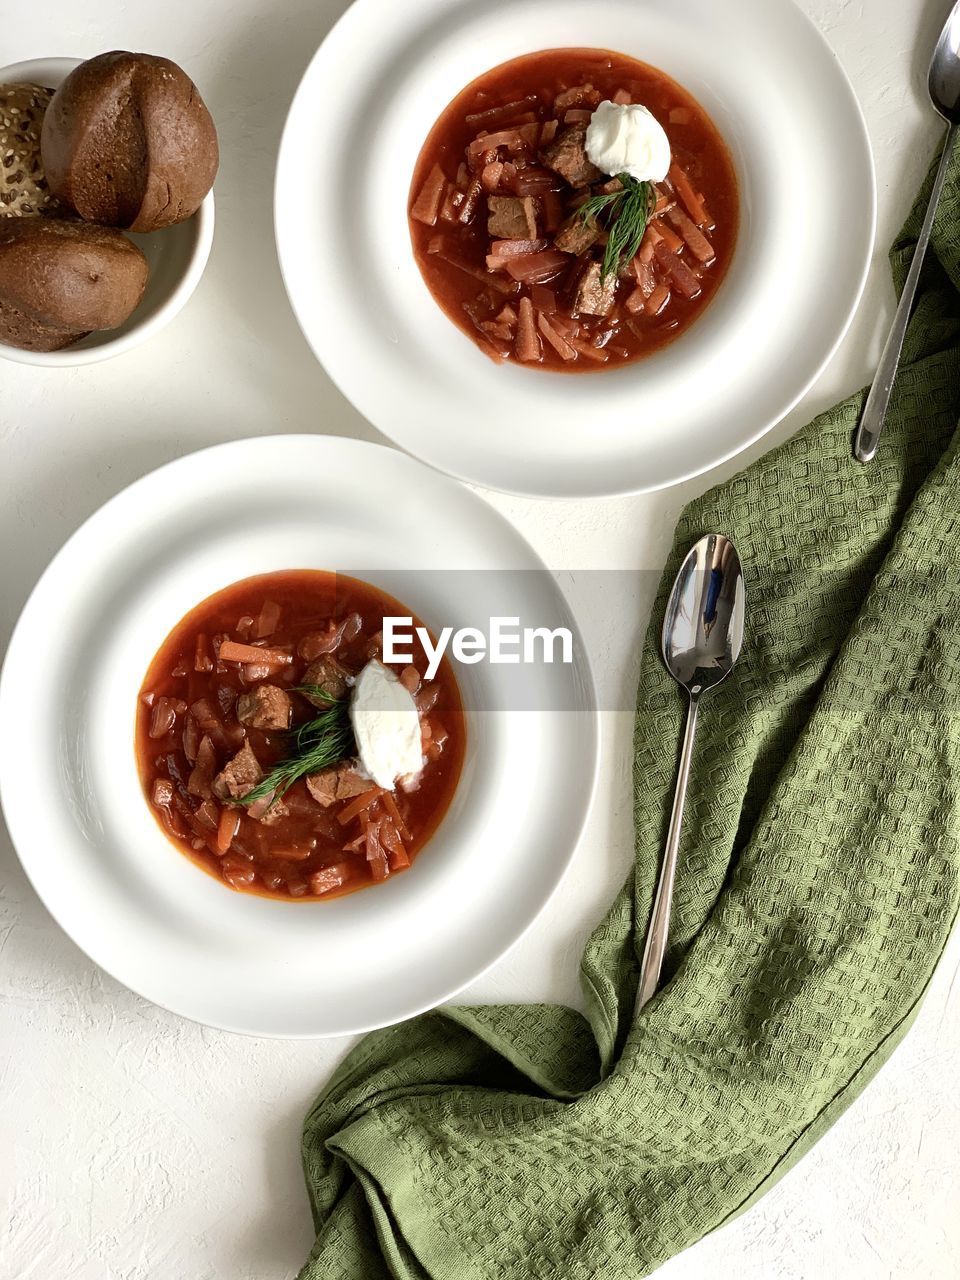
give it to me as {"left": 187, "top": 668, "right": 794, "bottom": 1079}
{"left": 0, "top": 434, "right": 602, "bottom": 1038}
{"left": 274, "top": 0, "right": 878, "bottom": 499}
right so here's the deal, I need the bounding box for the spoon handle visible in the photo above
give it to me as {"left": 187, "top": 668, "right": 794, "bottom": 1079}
{"left": 637, "top": 692, "right": 699, "bottom": 1009}
{"left": 853, "top": 123, "right": 958, "bottom": 464}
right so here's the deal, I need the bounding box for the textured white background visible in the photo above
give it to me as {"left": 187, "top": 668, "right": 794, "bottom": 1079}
{"left": 2, "top": 1, "right": 959, "bottom": 1276}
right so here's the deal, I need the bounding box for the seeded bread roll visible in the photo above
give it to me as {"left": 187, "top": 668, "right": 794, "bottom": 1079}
{"left": 0, "top": 83, "right": 65, "bottom": 217}
{"left": 0, "top": 217, "right": 148, "bottom": 351}
{"left": 41, "top": 51, "right": 219, "bottom": 232}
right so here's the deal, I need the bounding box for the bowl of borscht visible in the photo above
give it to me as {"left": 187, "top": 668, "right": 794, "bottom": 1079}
{"left": 276, "top": 0, "right": 875, "bottom": 497}
{"left": 0, "top": 437, "right": 599, "bottom": 1036}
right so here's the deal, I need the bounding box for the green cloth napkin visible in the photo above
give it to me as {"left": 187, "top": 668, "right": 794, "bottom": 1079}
{"left": 298, "top": 150, "right": 960, "bottom": 1279}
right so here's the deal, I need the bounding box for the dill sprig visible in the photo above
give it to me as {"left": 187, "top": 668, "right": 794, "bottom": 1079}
{"left": 577, "top": 174, "right": 653, "bottom": 281}
{"left": 238, "top": 686, "right": 355, "bottom": 807}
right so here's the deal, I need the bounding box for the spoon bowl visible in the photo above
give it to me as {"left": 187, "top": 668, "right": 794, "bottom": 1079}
{"left": 930, "top": 0, "right": 960, "bottom": 124}
{"left": 662, "top": 534, "right": 746, "bottom": 696}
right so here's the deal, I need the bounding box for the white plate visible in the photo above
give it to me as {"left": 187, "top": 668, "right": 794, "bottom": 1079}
{"left": 275, "top": 0, "right": 875, "bottom": 498}
{"left": 0, "top": 437, "right": 599, "bottom": 1037}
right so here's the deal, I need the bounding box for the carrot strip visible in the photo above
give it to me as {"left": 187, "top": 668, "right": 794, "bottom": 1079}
{"left": 216, "top": 807, "right": 240, "bottom": 854}
{"left": 567, "top": 338, "right": 609, "bottom": 364}
{"left": 624, "top": 286, "right": 648, "bottom": 314}
{"left": 536, "top": 312, "right": 576, "bottom": 361}
{"left": 337, "top": 788, "right": 383, "bottom": 825}
{"left": 669, "top": 162, "right": 710, "bottom": 227}
{"left": 543, "top": 310, "right": 578, "bottom": 338}
{"left": 411, "top": 163, "right": 446, "bottom": 225}
{"left": 218, "top": 640, "right": 292, "bottom": 665}
{"left": 632, "top": 257, "right": 657, "bottom": 296}
{"left": 645, "top": 284, "right": 671, "bottom": 315}
{"left": 515, "top": 296, "right": 541, "bottom": 362}
{"left": 665, "top": 207, "right": 715, "bottom": 263}
{"left": 653, "top": 221, "right": 684, "bottom": 253}
{"left": 381, "top": 818, "right": 410, "bottom": 871}
{"left": 363, "top": 822, "right": 390, "bottom": 880}
{"left": 368, "top": 847, "right": 390, "bottom": 881}
{"left": 194, "top": 634, "right": 213, "bottom": 673}
{"left": 387, "top": 845, "right": 410, "bottom": 871}
{"left": 491, "top": 238, "right": 549, "bottom": 257}
{"left": 380, "top": 791, "right": 411, "bottom": 842}
{"left": 653, "top": 242, "right": 702, "bottom": 299}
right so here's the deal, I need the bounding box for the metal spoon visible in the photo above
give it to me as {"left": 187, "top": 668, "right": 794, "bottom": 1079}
{"left": 636, "top": 533, "right": 746, "bottom": 1009}
{"left": 853, "top": 0, "right": 960, "bottom": 463}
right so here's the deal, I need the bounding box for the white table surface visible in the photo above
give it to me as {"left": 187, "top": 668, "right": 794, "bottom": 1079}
{"left": 2, "top": 1, "right": 958, "bottom": 1276}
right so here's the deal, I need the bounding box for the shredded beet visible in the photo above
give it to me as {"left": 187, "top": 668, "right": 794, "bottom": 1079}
{"left": 408, "top": 49, "right": 738, "bottom": 370}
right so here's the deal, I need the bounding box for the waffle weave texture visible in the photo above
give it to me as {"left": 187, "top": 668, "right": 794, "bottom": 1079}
{"left": 298, "top": 151, "right": 960, "bottom": 1279}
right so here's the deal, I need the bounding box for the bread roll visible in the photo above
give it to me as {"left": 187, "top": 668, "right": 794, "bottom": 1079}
{"left": 0, "top": 217, "right": 148, "bottom": 350}
{"left": 41, "top": 51, "right": 218, "bottom": 232}
{"left": 0, "top": 83, "right": 65, "bottom": 217}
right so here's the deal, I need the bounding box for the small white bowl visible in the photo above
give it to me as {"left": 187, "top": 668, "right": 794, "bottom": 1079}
{"left": 0, "top": 56, "right": 215, "bottom": 367}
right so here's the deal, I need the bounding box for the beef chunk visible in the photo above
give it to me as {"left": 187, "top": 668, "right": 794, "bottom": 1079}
{"left": 540, "top": 124, "right": 602, "bottom": 188}
{"left": 236, "top": 683, "right": 293, "bottom": 731}
{"left": 305, "top": 769, "right": 337, "bottom": 807}
{"left": 213, "top": 741, "right": 262, "bottom": 801}
{"left": 573, "top": 262, "right": 617, "bottom": 316}
{"left": 248, "top": 794, "right": 289, "bottom": 825}
{"left": 334, "top": 766, "right": 373, "bottom": 800}
{"left": 306, "top": 763, "right": 372, "bottom": 808}
{"left": 554, "top": 214, "right": 600, "bottom": 255}
{"left": 487, "top": 195, "right": 537, "bottom": 239}
{"left": 302, "top": 656, "right": 350, "bottom": 705}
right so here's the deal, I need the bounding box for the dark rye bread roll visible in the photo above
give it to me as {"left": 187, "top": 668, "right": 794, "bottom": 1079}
{"left": 0, "top": 217, "right": 148, "bottom": 350}
{"left": 41, "top": 51, "right": 219, "bottom": 232}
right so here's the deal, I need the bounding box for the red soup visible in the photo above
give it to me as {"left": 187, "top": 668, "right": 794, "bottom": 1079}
{"left": 409, "top": 47, "right": 738, "bottom": 371}
{"left": 136, "top": 571, "right": 466, "bottom": 900}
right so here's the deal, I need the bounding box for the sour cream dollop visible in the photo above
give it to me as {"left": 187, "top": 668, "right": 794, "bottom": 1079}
{"left": 585, "top": 100, "right": 671, "bottom": 184}
{"left": 350, "top": 659, "right": 422, "bottom": 789}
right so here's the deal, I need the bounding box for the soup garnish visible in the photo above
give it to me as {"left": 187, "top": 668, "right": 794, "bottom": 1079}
{"left": 408, "top": 48, "right": 738, "bottom": 371}
{"left": 136, "top": 571, "right": 465, "bottom": 900}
